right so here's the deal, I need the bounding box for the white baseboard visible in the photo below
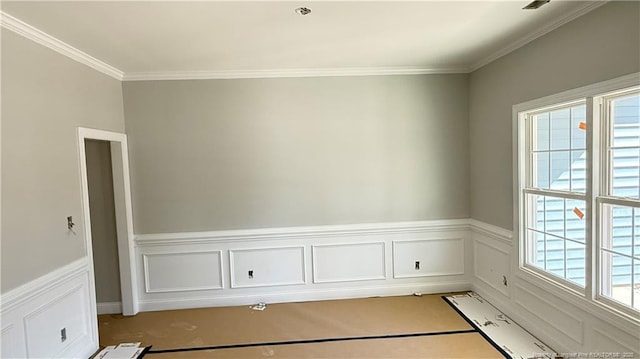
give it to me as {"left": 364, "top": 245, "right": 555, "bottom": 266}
{"left": 139, "top": 281, "right": 472, "bottom": 312}
{"left": 97, "top": 301, "right": 122, "bottom": 315}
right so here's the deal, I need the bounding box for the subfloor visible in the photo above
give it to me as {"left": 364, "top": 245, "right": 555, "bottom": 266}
{"left": 98, "top": 294, "right": 504, "bottom": 358}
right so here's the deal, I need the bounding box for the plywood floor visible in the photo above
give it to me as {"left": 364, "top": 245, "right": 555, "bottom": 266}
{"left": 98, "top": 294, "right": 504, "bottom": 358}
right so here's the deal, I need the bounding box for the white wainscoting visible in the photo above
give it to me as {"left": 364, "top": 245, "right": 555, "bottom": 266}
{"left": 1, "top": 325, "right": 17, "bottom": 359}
{"left": 469, "top": 219, "right": 640, "bottom": 356}
{"left": 5, "top": 219, "right": 639, "bottom": 359}
{"left": 473, "top": 237, "right": 510, "bottom": 296}
{"left": 393, "top": 238, "right": 464, "bottom": 278}
{"left": 134, "top": 219, "right": 472, "bottom": 311}
{"left": 313, "top": 242, "right": 385, "bottom": 283}
{"left": 0, "top": 258, "right": 97, "bottom": 359}
{"left": 143, "top": 250, "right": 224, "bottom": 293}
{"left": 230, "top": 246, "right": 306, "bottom": 288}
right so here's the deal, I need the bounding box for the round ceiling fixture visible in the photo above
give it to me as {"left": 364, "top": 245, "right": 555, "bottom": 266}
{"left": 295, "top": 7, "right": 312, "bottom": 16}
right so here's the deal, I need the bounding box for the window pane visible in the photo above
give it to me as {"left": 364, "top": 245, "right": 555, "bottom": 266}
{"left": 611, "top": 148, "right": 640, "bottom": 199}
{"left": 530, "top": 193, "right": 545, "bottom": 232}
{"left": 610, "top": 92, "right": 640, "bottom": 200}
{"left": 566, "top": 242, "right": 585, "bottom": 287}
{"left": 602, "top": 205, "right": 634, "bottom": 255}
{"left": 612, "top": 93, "right": 640, "bottom": 148}
{"left": 550, "top": 152, "right": 570, "bottom": 191}
{"left": 566, "top": 199, "right": 586, "bottom": 243}
{"left": 635, "top": 209, "right": 640, "bottom": 260}
{"left": 600, "top": 203, "right": 639, "bottom": 310}
{"left": 546, "top": 196, "right": 564, "bottom": 238}
{"left": 531, "top": 104, "right": 586, "bottom": 193}
{"left": 570, "top": 150, "right": 587, "bottom": 192}
{"left": 550, "top": 108, "right": 571, "bottom": 150}
{"left": 547, "top": 235, "right": 565, "bottom": 279}
{"left": 571, "top": 106, "right": 587, "bottom": 150}
{"left": 533, "top": 152, "right": 549, "bottom": 188}
{"left": 635, "top": 259, "right": 640, "bottom": 309}
{"left": 601, "top": 251, "right": 632, "bottom": 307}
{"left": 535, "top": 113, "right": 550, "bottom": 151}
{"left": 527, "top": 229, "right": 546, "bottom": 269}
{"left": 526, "top": 193, "right": 585, "bottom": 287}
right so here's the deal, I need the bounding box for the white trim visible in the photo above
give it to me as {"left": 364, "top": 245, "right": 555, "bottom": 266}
{"left": 138, "top": 280, "right": 472, "bottom": 312}
{"left": 229, "top": 246, "right": 307, "bottom": 289}
{"left": 1, "top": 324, "right": 17, "bottom": 358}
{"left": 312, "top": 242, "right": 387, "bottom": 283}
{"left": 142, "top": 250, "right": 224, "bottom": 293}
{"left": 23, "top": 284, "right": 89, "bottom": 357}
{"left": 473, "top": 238, "right": 510, "bottom": 297}
{"left": 0, "top": 2, "right": 611, "bottom": 82}
{"left": 391, "top": 238, "right": 465, "bottom": 279}
{"left": 0, "top": 258, "right": 89, "bottom": 313}
{"left": 468, "top": 219, "right": 513, "bottom": 244}
{"left": 513, "top": 73, "right": 640, "bottom": 114}
{"left": 470, "top": 1, "right": 609, "bottom": 71}
{"left": 122, "top": 66, "right": 467, "bottom": 81}
{"left": 0, "top": 259, "right": 96, "bottom": 359}
{"left": 470, "top": 219, "right": 640, "bottom": 342}
{"left": 135, "top": 219, "right": 471, "bottom": 245}
{"left": 0, "top": 11, "right": 124, "bottom": 81}
{"left": 591, "top": 328, "right": 638, "bottom": 355}
{"left": 471, "top": 234, "right": 640, "bottom": 355}
{"left": 513, "top": 283, "right": 584, "bottom": 344}
{"left": 511, "top": 74, "right": 640, "bottom": 327}
{"left": 96, "top": 301, "right": 122, "bottom": 315}
{"left": 134, "top": 220, "right": 471, "bottom": 312}
{"left": 77, "top": 127, "right": 138, "bottom": 317}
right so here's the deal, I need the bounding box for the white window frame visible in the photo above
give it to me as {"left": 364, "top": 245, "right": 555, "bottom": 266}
{"left": 521, "top": 100, "right": 588, "bottom": 294}
{"left": 595, "top": 88, "right": 640, "bottom": 317}
{"left": 513, "top": 73, "right": 640, "bottom": 324}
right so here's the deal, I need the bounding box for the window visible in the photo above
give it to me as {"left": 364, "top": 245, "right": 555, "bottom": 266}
{"left": 599, "top": 90, "right": 640, "bottom": 310}
{"left": 524, "top": 103, "right": 587, "bottom": 288}
{"left": 516, "top": 75, "right": 640, "bottom": 316}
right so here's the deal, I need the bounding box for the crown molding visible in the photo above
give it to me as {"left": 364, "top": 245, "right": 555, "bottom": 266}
{"left": 470, "top": 0, "right": 609, "bottom": 72}
{"left": 122, "top": 66, "right": 469, "bottom": 81}
{"left": 0, "top": 12, "right": 466, "bottom": 82}
{"left": 1, "top": 0, "right": 608, "bottom": 82}
{"left": 0, "top": 11, "right": 124, "bottom": 81}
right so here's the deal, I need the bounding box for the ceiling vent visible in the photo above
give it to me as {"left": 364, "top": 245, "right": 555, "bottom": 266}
{"left": 295, "top": 7, "right": 312, "bottom": 16}
{"left": 522, "top": 0, "right": 550, "bottom": 10}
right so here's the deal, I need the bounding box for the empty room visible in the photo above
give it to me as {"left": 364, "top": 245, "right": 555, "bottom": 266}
{"left": 1, "top": 1, "right": 639, "bottom": 358}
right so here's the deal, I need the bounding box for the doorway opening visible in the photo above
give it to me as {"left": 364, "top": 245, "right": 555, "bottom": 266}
{"left": 85, "top": 139, "right": 123, "bottom": 315}
{"left": 77, "top": 128, "right": 138, "bottom": 327}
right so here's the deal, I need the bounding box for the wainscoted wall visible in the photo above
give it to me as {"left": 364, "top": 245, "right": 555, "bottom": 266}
{"left": 3, "top": 219, "right": 639, "bottom": 358}
{"left": 470, "top": 220, "right": 640, "bottom": 356}
{"left": 0, "top": 258, "right": 97, "bottom": 359}
{"left": 134, "top": 220, "right": 473, "bottom": 311}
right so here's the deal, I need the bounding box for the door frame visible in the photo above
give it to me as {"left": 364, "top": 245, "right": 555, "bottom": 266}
{"left": 77, "top": 127, "right": 138, "bottom": 317}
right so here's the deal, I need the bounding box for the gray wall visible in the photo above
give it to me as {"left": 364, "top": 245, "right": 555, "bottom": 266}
{"left": 123, "top": 75, "right": 470, "bottom": 233}
{"left": 85, "top": 140, "right": 122, "bottom": 303}
{"left": 469, "top": 1, "right": 640, "bottom": 230}
{"left": 1, "top": 30, "right": 126, "bottom": 293}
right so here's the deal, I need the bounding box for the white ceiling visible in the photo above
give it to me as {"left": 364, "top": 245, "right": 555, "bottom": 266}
{"left": 1, "top": 1, "right": 605, "bottom": 80}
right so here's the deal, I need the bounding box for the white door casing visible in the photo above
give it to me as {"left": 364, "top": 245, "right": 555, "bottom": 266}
{"left": 77, "top": 127, "right": 138, "bottom": 318}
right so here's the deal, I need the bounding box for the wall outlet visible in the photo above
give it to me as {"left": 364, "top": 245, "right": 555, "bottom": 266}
{"left": 60, "top": 328, "right": 67, "bottom": 342}
{"left": 248, "top": 270, "right": 254, "bottom": 279}
{"left": 414, "top": 261, "right": 420, "bottom": 270}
